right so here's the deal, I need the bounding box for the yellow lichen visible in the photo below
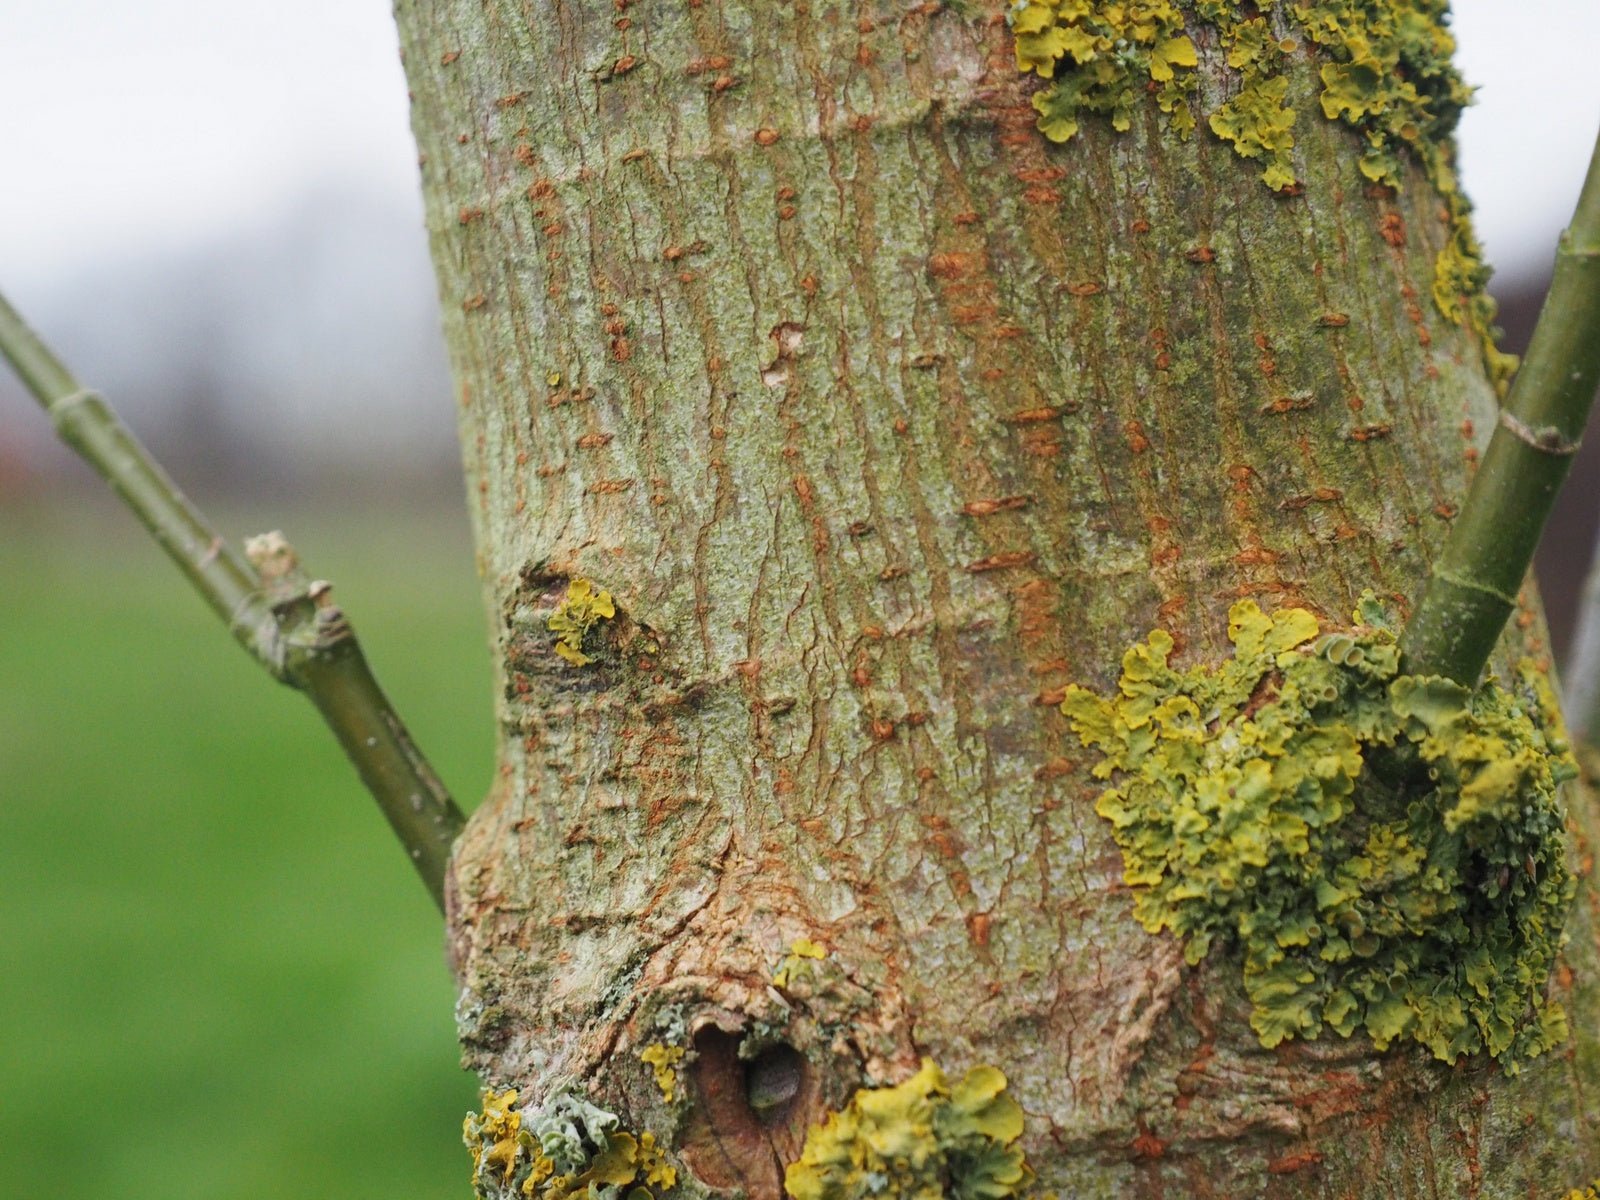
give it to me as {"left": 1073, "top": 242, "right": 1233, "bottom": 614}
{"left": 639, "top": 1042, "right": 685, "bottom": 1104}
{"left": 1060, "top": 597, "right": 1576, "bottom": 1067}
{"left": 785, "top": 1059, "right": 1031, "bottom": 1200}
{"left": 1208, "top": 73, "right": 1298, "bottom": 191}
{"left": 464, "top": 1086, "right": 676, "bottom": 1200}
{"left": 547, "top": 577, "right": 615, "bottom": 666}
{"left": 1562, "top": 1182, "right": 1600, "bottom": 1200}
{"left": 635, "top": 1132, "right": 677, "bottom": 1191}
{"left": 465, "top": 1088, "right": 525, "bottom": 1186}
{"left": 1010, "top": 1, "right": 1196, "bottom": 145}
{"left": 1005, "top": 1, "right": 1516, "bottom": 391}
{"left": 772, "top": 937, "right": 828, "bottom": 988}
{"left": 1291, "top": 0, "right": 1517, "bottom": 391}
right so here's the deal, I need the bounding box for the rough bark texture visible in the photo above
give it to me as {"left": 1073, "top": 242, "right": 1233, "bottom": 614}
{"left": 393, "top": 1, "right": 1600, "bottom": 1195}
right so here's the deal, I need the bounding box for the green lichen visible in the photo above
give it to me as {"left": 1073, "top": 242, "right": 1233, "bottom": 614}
{"left": 1208, "top": 70, "right": 1298, "bottom": 191}
{"left": 1294, "top": 0, "right": 1469, "bottom": 188}
{"left": 465, "top": 1085, "right": 677, "bottom": 1200}
{"left": 1006, "top": 1, "right": 1515, "bottom": 391}
{"left": 1291, "top": 0, "right": 1517, "bottom": 390}
{"left": 784, "top": 1059, "right": 1032, "bottom": 1200}
{"left": 548, "top": 577, "right": 616, "bottom": 666}
{"left": 648, "top": 1003, "right": 690, "bottom": 1047}
{"left": 1060, "top": 598, "right": 1576, "bottom": 1067}
{"left": 1010, "top": 1, "right": 1198, "bottom": 145}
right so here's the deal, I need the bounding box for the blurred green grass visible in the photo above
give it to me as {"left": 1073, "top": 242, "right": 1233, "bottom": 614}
{"left": 0, "top": 493, "right": 493, "bottom": 1199}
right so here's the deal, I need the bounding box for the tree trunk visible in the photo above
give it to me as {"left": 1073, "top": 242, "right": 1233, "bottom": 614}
{"left": 392, "top": 1, "right": 1600, "bottom": 1194}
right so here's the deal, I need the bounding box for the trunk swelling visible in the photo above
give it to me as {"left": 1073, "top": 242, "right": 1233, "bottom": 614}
{"left": 393, "top": 2, "right": 1600, "bottom": 1195}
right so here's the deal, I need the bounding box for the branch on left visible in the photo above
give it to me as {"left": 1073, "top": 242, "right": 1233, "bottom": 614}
{"left": 0, "top": 288, "right": 465, "bottom": 909}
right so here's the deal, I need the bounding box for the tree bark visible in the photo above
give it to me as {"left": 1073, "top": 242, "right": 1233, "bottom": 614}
{"left": 393, "top": 1, "right": 1600, "bottom": 1194}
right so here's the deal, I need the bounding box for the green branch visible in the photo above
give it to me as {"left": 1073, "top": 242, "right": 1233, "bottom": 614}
{"left": 0, "top": 288, "right": 465, "bottom": 910}
{"left": 1399, "top": 127, "right": 1600, "bottom": 684}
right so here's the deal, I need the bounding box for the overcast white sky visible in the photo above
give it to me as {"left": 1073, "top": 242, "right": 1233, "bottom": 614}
{"left": 3, "top": 1, "right": 1598, "bottom": 293}
{"left": 5, "top": 0, "right": 418, "bottom": 291}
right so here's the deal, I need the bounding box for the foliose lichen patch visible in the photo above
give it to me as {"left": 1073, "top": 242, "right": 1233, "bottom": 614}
{"left": 547, "top": 577, "right": 616, "bottom": 666}
{"left": 1010, "top": 0, "right": 1201, "bottom": 146}
{"left": 639, "top": 1042, "right": 685, "bottom": 1105}
{"left": 465, "top": 1085, "right": 677, "bottom": 1200}
{"left": 1006, "top": 0, "right": 1515, "bottom": 390}
{"left": 785, "top": 1059, "right": 1032, "bottom": 1200}
{"left": 1059, "top": 597, "right": 1576, "bottom": 1067}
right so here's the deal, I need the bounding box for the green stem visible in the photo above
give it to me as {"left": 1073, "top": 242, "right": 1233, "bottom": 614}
{"left": 0, "top": 291, "right": 283, "bottom": 670}
{"left": 0, "top": 289, "right": 465, "bottom": 909}
{"left": 1399, "top": 128, "right": 1600, "bottom": 684}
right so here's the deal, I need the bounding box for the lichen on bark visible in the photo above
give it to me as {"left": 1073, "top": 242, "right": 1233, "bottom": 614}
{"left": 464, "top": 1084, "right": 678, "bottom": 1200}
{"left": 1060, "top": 596, "right": 1576, "bottom": 1066}
{"left": 785, "top": 1059, "right": 1032, "bottom": 1200}
{"left": 547, "top": 577, "right": 617, "bottom": 666}
{"left": 1006, "top": 0, "right": 1515, "bottom": 389}
{"left": 393, "top": 0, "right": 1600, "bottom": 1193}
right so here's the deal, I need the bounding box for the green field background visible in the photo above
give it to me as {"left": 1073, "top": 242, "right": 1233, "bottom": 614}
{"left": 1, "top": 494, "right": 493, "bottom": 1198}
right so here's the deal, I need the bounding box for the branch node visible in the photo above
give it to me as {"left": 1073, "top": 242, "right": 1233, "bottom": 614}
{"left": 46, "top": 386, "right": 101, "bottom": 419}
{"left": 1432, "top": 568, "right": 1518, "bottom": 608}
{"left": 0, "top": 286, "right": 464, "bottom": 910}
{"left": 313, "top": 602, "right": 353, "bottom": 645}
{"left": 1498, "top": 409, "right": 1581, "bottom": 456}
